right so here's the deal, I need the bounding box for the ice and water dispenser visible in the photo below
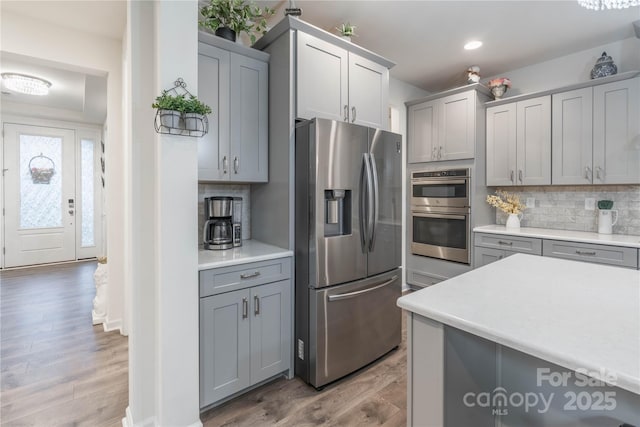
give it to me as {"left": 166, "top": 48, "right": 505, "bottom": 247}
{"left": 324, "top": 189, "right": 351, "bottom": 237}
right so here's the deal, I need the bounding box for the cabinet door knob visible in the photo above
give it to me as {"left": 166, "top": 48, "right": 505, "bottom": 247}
{"left": 351, "top": 106, "right": 357, "bottom": 123}
{"left": 344, "top": 105, "right": 349, "bottom": 122}
{"left": 223, "top": 156, "right": 228, "bottom": 174}
{"left": 234, "top": 157, "right": 239, "bottom": 174}
{"left": 254, "top": 295, "right": 260, "bottom": 316}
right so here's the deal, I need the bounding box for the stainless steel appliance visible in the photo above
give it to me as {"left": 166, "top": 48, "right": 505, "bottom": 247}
{"left": 232, "top": 197, "right": 243, "bottom": 247}
{"left": 295, "top": 118, "right": 402, "bottom": 389}
{"left": 203, "top": 196, "right": 234, "bottom": 250}
{"left": 410, "top": 169, "right": 471, "bottom": 264}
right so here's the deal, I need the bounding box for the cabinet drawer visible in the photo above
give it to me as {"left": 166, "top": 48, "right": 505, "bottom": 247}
{"left": 407, "top": 269, "right": 447, "bottom": 289}
{"left": 542, "top": 240, "right": 638, "bottom": 269}
{"left": 475, "top": 233, "right": 542, "bottom": 255}
{"left": 200, "top": 257, "right": 292, "bottom": 297}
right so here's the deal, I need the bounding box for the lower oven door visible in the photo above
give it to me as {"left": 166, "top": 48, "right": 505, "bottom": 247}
{"left": 309, "top": 269, "right": 401, "bottom": 388}
{"left": 411, "top": 209, "right": 470, "bottom": 264}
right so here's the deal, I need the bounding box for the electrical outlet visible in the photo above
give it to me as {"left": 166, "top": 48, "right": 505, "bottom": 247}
{"left": 297, "top": 339, "right": 304, "bottom": 360}
{"left": 526, "top": 197, "right": 535, "bottom": 208}
{"left": 585, "top": 198, "right": 596, "bottom": 211}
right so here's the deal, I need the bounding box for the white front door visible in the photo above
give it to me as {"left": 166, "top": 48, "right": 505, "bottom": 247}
{"left": 3, "top": 124, "right": 76, "bottom": 267}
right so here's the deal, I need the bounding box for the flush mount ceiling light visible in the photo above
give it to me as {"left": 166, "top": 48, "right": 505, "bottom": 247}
{"left": 464, "top": 40, "right": 483, "bottom": 50}
{"left": 578, "top": 0, "right": 640, "bottom": 9}
{"left": 1, "top": 73, "right": 52, "bottom": 96}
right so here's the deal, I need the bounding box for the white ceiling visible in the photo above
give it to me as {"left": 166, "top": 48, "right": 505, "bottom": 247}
{"left": 281, "top": 1, "right": 640, "bottom": 92}
{"left": 0, "top": 0, "right": 638, "bottom": 121}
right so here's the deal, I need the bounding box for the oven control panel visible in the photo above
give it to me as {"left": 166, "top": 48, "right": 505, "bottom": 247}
{"left": 412, "top": 168, "right": 470, "bottom": 179}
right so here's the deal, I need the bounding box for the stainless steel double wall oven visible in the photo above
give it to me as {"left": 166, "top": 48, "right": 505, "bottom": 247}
{"left": 410, "top": 168, "right": 471, "bottom": 264}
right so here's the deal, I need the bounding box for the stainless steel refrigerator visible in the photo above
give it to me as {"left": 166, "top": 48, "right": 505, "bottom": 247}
{"left": 295, "top": 118, "right": 402, "bottom": 388}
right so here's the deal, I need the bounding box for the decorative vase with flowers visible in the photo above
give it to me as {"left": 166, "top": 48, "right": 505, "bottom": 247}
{"left": 488, "top": 77, "right": 512, "bottom": 100}
{"left": 486, "top": 190, "right": 525, "bottom": 229}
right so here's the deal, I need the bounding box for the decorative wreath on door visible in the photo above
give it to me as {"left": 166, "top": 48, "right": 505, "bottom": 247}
{"left": 29, "top": 153, "right": 56, "bottom": 184}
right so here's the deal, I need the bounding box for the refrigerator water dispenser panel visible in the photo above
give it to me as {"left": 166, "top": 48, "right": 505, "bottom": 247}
{"left": 324, "top": 189, "right": 351, "bottom": 237}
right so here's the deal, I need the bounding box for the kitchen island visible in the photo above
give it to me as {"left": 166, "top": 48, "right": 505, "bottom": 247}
{"left": 397, "top": 254, "right": 640, "bottom": 426}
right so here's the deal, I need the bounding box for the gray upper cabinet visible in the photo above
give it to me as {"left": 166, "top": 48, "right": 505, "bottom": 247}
{"left": 296, "top": 31, "right": 390, "bottom": 130}
{"left": 552, "top": 87, "right": 593, "bottom": 185}
{"left": 198, "top": 37, "right": 269, "bottom": 182}
{"left": 593, "top": 77, "right": 640, "bottom": 184}
{"left": 486, "top": 95, "right": 551, "bottom": 186}
{"left": 408, "top": 100, "right": 437, "bottom": 163}
{"left": 408, "top": 89, "right": 481, "bottom": 163}
{"left": 553, "top": 77, "right": 639, "bottom": 185}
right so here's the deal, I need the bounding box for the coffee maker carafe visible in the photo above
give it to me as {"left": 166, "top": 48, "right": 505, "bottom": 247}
{"left": 203, "top": 196, "right": 234, "bottom": 250}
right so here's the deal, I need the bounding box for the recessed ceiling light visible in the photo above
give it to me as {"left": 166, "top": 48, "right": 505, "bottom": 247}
{"left": 464, "top": 41, "right": 483, "bottom": 50}
{"left": 1, "top": 73, "right": 52, "bottom": 96}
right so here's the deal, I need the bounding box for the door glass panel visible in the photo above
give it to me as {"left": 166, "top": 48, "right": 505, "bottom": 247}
{"left": 81, "top": 139, "right": 95, "bottom": 247}
{"left": 19, "top": 134, "right": 62, "bottom": 229}
{"left": 412, "top": 183, "right": 467, "bottom": 198}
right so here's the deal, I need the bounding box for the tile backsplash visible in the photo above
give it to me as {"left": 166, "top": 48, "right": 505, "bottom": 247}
{"left": 493, "top": 185, "right": 640, "bottom": 236}
{"left": 198, "top": 183, "right": 251, "bottom": 243}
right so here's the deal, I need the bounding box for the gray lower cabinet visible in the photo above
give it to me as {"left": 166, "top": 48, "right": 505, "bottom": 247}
{"left": 199, "top": 259, "right": 291, "bottom": 409}
{"left": 474, "top": 231, "right": 639, "bottom": 270}
{"left": 474, "top": 233, "right": 542, "bottom": 268}
{"left": 542, "top": 240, "right": 638, "bottom": 269}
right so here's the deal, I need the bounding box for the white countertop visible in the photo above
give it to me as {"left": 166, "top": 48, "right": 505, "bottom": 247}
{"left": 474, "top": 224, "right": 640, "bottom": 249}
{"left": 198, "top": 240, "right": 292, "bottom": 270}
{"left": 397, "top": 254, "right": 640, "bottom": 395}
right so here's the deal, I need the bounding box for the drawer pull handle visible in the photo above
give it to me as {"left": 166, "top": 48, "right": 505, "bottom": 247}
{"left": 575, "top": 250, "right": 596, "bottom": 256}
{"left": 254, "top": 295, "right": 260, "bottom": 316}
{"left": 497, "top": 240, "right": 513, "bottom": 246}
{"left": 242, "top": 298, "right": 248, "bottom": 319}
{"left": 240, "top": 271, "right": 261, "bottom": 279}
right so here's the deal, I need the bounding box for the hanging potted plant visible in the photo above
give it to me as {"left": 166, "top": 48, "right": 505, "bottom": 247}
{"left": 152, "top": 91, "right": 186, "bottom": 130}
{"left": 183, "top": 95, "right": 212, "bottom": 131}
{"left": 199, "top": 0, "right": 275, "bottom": 44}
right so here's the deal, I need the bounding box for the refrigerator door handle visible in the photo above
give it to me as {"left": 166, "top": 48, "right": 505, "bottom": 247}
{"left": 363, "top": 153, "right": 375, "bottom": 252}
{"left": 327, "top": 275, "right": 398, "bottom": 302}
{"left": 359, "top": 154, "right": 369, "bottom": 251}
{"left": 368, "top": 153, "right": 379, "bottom": 252}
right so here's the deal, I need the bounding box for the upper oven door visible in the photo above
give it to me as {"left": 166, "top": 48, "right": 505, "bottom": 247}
{"left": 411, "top": 177, "right": 470, "bottom": 208}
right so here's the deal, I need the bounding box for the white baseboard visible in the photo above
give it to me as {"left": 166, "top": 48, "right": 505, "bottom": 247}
{"left": 103, "top": 317, "right": 123, "bottom": 334}
{"left": 122, "top": 406, "right": 202, "bottom": 427}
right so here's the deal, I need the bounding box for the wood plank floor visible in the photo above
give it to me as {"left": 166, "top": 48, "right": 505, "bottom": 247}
{"left": 1, "top": 261, "right": 408, "bottom": 427}
{"left": 201, "top": 314, "right": 408, "bottom": 427}
{"left": 0, "top": 261, "right": 128, "bottom": 427}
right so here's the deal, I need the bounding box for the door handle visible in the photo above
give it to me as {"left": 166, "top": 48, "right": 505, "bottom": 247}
{"left": 234, "top": 156, "right": 239, "bottom": 174}
{"left": 438, "top": 146, "right": 443, "bottom": 160}
{"left": 359, "top": 154, "right": 369, "bottom": 252}
{"left": 510, "top": 170, "right": 515, "bottom": 183}
{"left": 432, "top": 147, "right": 437, "bottom": 160}
{"left": 351, "top": 106, "right": 357, "bottom": 123}
{"left": 367, "top": 153, "right": 379, "bottom": 252}
{"left": 518, "top": 169, "right": 523, "bottom": 183}
{"left": 575, "top": 250, "right": 596, "bottom": 256}
{"left": 497, "top": 240, "right": 513, "bottom": 246}
{"left": 222, "top": 156, "right": 228, "bottom": 174}
{"left": 344, "top": 105, "right": 349, "bottom": 122}
{"left": 584, "top": 165, "right": 592, "bottom": 181}
{"left": 254, "top": 295, "right": 260, "bottom": 316}
{"left": 328, "top": 276, "right": 398, "bottom": 302}
{"left": 242, "top": 298, "right": 248, "bottom": 319}
{"left": 595, "top": 166, "right": 604, "bottom": 181}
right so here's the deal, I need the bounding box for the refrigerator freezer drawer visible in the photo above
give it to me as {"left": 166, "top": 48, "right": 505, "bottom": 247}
{"left": 308, "top": 268, "right": 401, "bottom": 388}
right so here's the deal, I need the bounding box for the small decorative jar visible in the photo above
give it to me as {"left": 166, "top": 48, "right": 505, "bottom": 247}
{"left": 590, "top": 52, "right": 617, "bottom": 79}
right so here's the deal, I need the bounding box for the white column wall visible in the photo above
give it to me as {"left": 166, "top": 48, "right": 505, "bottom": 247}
{"left": 126, "top": 1, "right": 200, "bottom": 426}
{"left": 0, "top": 9, "right": 126, "bottom": 334}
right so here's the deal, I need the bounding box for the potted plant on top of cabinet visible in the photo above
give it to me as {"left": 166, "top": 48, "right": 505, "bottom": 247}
{"left": 199, "top": 0, "right": 275, "bottom": 45}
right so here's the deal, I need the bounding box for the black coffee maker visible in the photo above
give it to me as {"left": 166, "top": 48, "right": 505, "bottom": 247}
{"left": 203, "top": 196, "right": 234, "bottom": 250}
